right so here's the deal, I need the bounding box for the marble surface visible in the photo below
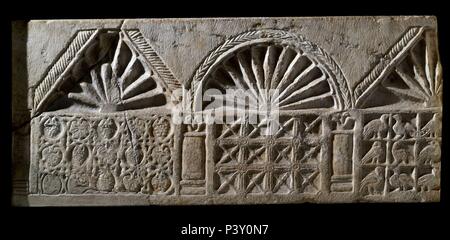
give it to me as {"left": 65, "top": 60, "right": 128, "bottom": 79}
{"left": 12, "top": 17, "right": 442, "bottom": 205}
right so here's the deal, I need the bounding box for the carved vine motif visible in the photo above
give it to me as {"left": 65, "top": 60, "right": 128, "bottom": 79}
{"left": 188, "top": 29, "right": 352, "bottom": 111}
{"left": 360, "top": 112, "right": 441, "bottom": 196}
{"left": 36, "top": 114, "right": 174, "bottom": 195}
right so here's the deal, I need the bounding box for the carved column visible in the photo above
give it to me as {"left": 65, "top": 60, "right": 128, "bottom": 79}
{"left": 353, "top": 111, "right": 363, "bottom": 197}
{"left": 205, "top": 124, "right": 216, "bottom": 196}
{"left": 29, "top": 117, "right": 39, "bottom": 194}
{"left": 331, "top": 134, "right": 353, "bottom": 192}
{"left": 330, "top": 111, "right": 355, "bottom": 192}
{"left": 173, "top": 124, "right": 183, "bottom": 195}
{"left": 320, "top": 115, "right": 332, "bottom": 193}
{"left": 180, "top": 124, "right": 206, "bottom": 195}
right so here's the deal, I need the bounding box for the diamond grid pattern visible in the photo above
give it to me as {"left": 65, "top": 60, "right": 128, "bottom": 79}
{"left": 215, "top": 115, "right": 322, "bottom": 195}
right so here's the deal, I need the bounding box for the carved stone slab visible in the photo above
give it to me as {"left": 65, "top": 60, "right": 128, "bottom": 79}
{"left": 11, "top": 17, "right": 442, "bottom": 205}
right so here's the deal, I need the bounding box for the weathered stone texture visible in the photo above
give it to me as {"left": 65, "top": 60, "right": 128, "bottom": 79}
{"left": 11, "top": 17, "right": 442, "bottom": 205}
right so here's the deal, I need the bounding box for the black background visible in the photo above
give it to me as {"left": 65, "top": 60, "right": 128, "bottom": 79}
{"left": 1, "top": 0, "right": 448, "bottom": 238}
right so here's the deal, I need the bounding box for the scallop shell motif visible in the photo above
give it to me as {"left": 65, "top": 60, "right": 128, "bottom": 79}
{"left": 67, "top": 32, "right": 167, "bottom": 112}
{"left": 381, "top": 35, "right": 442, "bottom": 107}
{"left": 202, "top": 43, "right": 336, "bottom": 110}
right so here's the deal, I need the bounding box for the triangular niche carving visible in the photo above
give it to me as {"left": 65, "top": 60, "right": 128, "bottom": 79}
{"left": 44, "top": 30, "right": 170, "bottom": 113}
{"left": 357, "top": 29, "right": 442, "bottom": 109}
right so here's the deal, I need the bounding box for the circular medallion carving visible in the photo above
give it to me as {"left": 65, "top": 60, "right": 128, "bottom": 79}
{"left": 152, "top": 118, "right": 171, "bottom": 140}
{"left": 71, "top": 144, "right": 89, "bottom": 167}
{"left": 69, "top": 118, "right": 90, "bottom": 140}
{"left": 97, "top": 118, "right": 118, "bottom": 140}
{"left": 42, "top": 174, "right": 62, "bottom": 194}
{"left": 42, "top": 116, "right": 62, "bottom": 139}
{"left": 42, "top": 145, "right": 63, "bottom": 168}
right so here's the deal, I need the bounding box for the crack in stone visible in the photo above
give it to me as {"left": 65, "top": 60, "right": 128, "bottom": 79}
{"left": 123, "top": 111, "right": 140, "bottom": 169}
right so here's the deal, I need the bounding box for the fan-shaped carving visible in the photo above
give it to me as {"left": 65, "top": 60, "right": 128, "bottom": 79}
{"left": 385, "top": 31, "right": 442, "bottom": 107}
{"left": 202, "top": 44, "right": 335, "bottom": 110}
{"left": 45, "top": 31, "right": 168, "bottom": 113}
{"left": 189, "top": 30, "right": 352, "bottom": 112}
{"left": 355, "top": 27, "right": 442, "bottom": 108}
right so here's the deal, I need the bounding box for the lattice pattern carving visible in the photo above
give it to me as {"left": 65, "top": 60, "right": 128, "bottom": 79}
{"left": 214, "top": 115, "right": 323, "bottom": 195}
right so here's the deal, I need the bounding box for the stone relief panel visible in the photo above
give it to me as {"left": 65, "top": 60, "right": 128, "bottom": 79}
{"left": 28, "top": 28, "right": 179, "bottom": 200}
{"left": 32, "top": 29, "right": 180, "bottom": 116}
{"left": 180, "top": 123, "right": 206, "bottom": 195}
{"left": 31, "top": 114, "right": 175, "bottom": 195}
{"left": 213, "top": 115, "right": 324, "bottom": 196}
{"left": 14, "top": 17, "right": 442, "bottom": 205}
{"left": 188, "top": 29, "right": 352, "bottom": 112}
{"left": 359, "top": 111, "right": 441, "bottom": 198}
{"left": 354, "top": 27, "right": 442, "bottom": 109}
